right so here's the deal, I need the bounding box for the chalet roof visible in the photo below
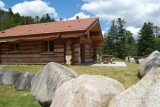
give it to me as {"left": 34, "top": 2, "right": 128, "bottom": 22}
{"left": 0, "top": 17, "right": 99, "bottom": 37}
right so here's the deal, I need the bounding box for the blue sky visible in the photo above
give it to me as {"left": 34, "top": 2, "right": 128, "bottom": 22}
{"left": 1, "top": 0, "right": 160, "bottom": 38}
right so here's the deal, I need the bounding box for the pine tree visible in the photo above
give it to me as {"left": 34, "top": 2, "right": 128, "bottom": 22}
{"left": 40, "top": 14, "right": 54, "bottom": 23}
{"left": 137, "top": 22, "right": 156, "bottom": 56}
{"left": 125, "top": 30, "right": 137, "bottom": 55}
{"left": 8, "top": 8, "right": 14, "bottom": 16}
{"left": 104, "top": 18, "right": 136, "bottom": 59}
{"left": 34, "top": 16, "right": 40, "bottom": 23}
{"left": 0, "top": 8, "right": 56, "bottom": 31}
{"left": 116, "top": 18, "right": 126, "bottom": 58}
{"left": 104, "top": 20, "right": 118, "bottom": 56}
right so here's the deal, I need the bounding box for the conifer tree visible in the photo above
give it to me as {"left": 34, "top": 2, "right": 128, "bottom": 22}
{"left": 0, "top": 8, "right": 56, "bottom": 31}
{"left": 137, "top": 22, "right": 156, "bottom": 56}
{"left": 104, "top": 18, "right": 136, "bottom": 58}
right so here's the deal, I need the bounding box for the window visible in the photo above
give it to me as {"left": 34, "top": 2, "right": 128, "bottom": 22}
{"left": 44, "top": 41, "right": 54, "bottom": 52}
{"left": 11, "top": 43, "right": 19, "bottom": 51}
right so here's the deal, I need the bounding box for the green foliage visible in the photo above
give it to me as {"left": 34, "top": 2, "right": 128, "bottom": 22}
{"left": 125, "top": 31, "right": 137, "bottom": 55}
{"left": 97, "top": 47, "right": 106, "bottom": 56}
{"left": 0, "top": 8, "right": 55, "bottom": 31}
{"left": 155, "top": 37, "right": 160, "bottom": 51}
{"left": 137, "top": 22, "right": 156, "bottom": 56}
{"left": 0, "top": 8, "right": 34, "bottom": 31}
{"left": 40, "top": 14, "right": 55, "bottom": 23}
{"left": 104, "top": 18, "right": 136, "bottom": 59}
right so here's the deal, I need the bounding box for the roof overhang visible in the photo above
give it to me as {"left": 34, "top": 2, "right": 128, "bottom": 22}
{"left": 0, "top": 31, "right": 85, "bottom": 42}
{"left": 85, "top": 19, "right": 104, "bottom": 47}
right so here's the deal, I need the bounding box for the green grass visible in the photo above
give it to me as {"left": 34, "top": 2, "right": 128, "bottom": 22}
{"left": 0, "top": 84, "right": 40, "bottom": 107}
{"left": 1, "top": 65, "right": 44, "bottom": 73}
{"left": 68, "top": 62, "right": 140, "bottom": 88}
{"left": 0, "top": 61, "right": 140, "bottom": 107}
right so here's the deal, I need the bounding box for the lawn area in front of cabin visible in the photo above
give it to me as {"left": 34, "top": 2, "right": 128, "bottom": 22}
{"left": 0, "top": 61, "right": 140, "bottom": 107}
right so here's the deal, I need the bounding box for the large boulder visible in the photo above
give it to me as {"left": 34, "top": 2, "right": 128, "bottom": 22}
{"left": 109, "top": 62, "right": 160, "bottom": 107}
{"left": 125, "top": 56, "right": 136, "bottom": 63}
{"left": 125, "top": 56, "right": 129, "bottom": 62}
{"left": 0, "top": 67, "right": 6, "bottom": 83}
{"left": 31, "top": 62, "right": 78, "bottom": 107}
{"left": 50, "top": 74, "right": 125, "bottom": 107}
{"left": 15, "top": 72, "right": 35, "bottom": 90}
{"left": 138, "top": 58, "right": 144, "bottom": 64}
{"left": 129, "top": 56, "right": 136, "bottom": 63}
{"left": 138, "top": 50, "right": 160, "bottom": 78}
{"left": 2, "top": 70, "right": 22, "bottom": 85}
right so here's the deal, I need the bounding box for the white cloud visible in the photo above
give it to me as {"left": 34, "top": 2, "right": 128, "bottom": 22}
{"left": 126, "top": 26, "right": 140, "bottom": 39}
{"left": 68, "top": 12, "right": 90, "bottom": 20}
{"left": 81, "top": 0, "right": 160, "bottom": 37}
{"left": 11, "top": 0, "right": 58, "bottom": 18}
{"left": 0, "top": 1, "right": 5, "bottom": 8}
{"left": 102, "top": 30, "right": 105, "bottom": 37}
{"left": 0, "top": 1, "right": 7, "bottom": 11}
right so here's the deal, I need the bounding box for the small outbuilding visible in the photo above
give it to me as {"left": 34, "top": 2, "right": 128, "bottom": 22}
{"left": 0, "top": 17, "right": 104, "bottom": 64}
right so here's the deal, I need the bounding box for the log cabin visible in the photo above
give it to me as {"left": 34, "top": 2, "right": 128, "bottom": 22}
{"left": 0, "top": 17, "right": 104, "bottom": 65}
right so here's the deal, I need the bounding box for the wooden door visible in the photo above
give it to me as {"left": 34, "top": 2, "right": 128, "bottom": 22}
{"left": 81, "top": 44, "right": 85, "bottom": 63}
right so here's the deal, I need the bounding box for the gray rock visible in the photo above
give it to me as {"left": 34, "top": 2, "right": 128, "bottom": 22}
{"left": 15, "top": 72, "right": 35, "bottom": 90}
{"left": 138, "top": 58, "right": 144, "bottom": 64}
{"left": 109, "top": 64, "right": 160, "bottom": 107}
{"left": 31, "top": 62, "right": 78, "bottom": 107}
{"left": 50, "top": 74, "right": 125, "bottom": 107}
{"left": 129, "top": 57, "right": 136, "bottom": 63}
{"left": 0, "top": 67, "right": 6, "bottom": 83}
{"left": 138, "top": 50, "right": 160, "bottom": 78}
{"left": 125, "top": 56, "right": 129, "bottom": 62}
{"left": 2, "top": 70, "right": 22, "bottom": 85}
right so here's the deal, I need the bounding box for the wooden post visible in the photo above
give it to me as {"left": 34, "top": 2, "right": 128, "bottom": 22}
{"left": 65, "top": 39, "right": 72, "bottom": 65}
{"left": 77, "top": 44, "right": 81, "bottom": 64}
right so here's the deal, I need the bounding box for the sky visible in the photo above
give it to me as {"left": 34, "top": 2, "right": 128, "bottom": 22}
{"left": 0, "top": 0, "right": 160, "bottom": 39}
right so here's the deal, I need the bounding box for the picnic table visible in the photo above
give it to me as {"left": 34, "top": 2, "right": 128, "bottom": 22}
{"left": 102, "top": 55, "right": 113, "bottom": 64}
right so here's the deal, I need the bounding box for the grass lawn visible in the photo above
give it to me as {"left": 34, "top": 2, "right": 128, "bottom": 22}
{"left": 0, "top": 61, "right": 140, "bottom": 107}
{"left": 0, "top": 84, "right": 40, "bottom": 107}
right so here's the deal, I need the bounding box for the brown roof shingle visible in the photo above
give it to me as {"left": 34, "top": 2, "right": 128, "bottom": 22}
{"left": 0, "top": 17, "right": 98, "bottom": 37}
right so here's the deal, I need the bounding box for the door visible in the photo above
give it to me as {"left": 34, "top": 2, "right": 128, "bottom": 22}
{"left": 81, "top": 43, "right": 85, "bottom": 63}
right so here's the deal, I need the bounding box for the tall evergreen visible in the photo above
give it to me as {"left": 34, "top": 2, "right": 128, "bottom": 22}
{"left": 104, "top": 18, "right": 136, "bottom": 59}
{"left": 104, "top": 20, "right": 118, "bottom": 56}
{"left": 125, "top": 30, "right": 137, "bottom": 55}
{"left": 116, "top": 18, "right": 126, "bottom": 58}
{"left": 137, "top": 22, "right": 156, "bottom": 56}
{"left": 0, "top": 8, "right": 55, "bottom": 31}
{"left": 40, "top": 14, "right": 55, "bottom": 23}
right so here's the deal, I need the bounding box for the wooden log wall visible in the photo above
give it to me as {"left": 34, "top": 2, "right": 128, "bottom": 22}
{"left": 65, "top": 39, "right": 72, "bottom": 65}
{"left": 72, "top": 38, "right": 81, "bottom": 64}
{"left": 81, "top": 35, "right": 94, "bottom": 62}
{"left": 0, "top": 39, "right": 65, "bottom": 64}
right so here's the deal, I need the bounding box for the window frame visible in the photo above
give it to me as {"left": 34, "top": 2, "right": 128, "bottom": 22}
{"left": 43, "top": 40, "right": 54, "bottom": 52}
{"left": 10, "top": 43, "right": 19, "bottom": 51}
